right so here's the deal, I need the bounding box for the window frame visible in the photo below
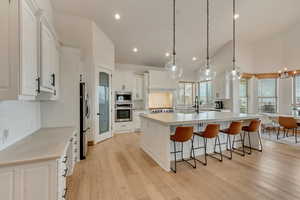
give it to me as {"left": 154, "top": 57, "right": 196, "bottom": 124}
{"left": 257, "top": 78, "right": 278, "bottom": 114}
{"left": 177, "top": 81, "right": 197, "bottom": 106}
{"left": 198, "top": 80, "right": 213, "bottom": 106}
{"left": 239, "top": 78, "right": 249, "bottom": 113}
{"left": 293, "top": 74, "right": 300, "bottom": 106}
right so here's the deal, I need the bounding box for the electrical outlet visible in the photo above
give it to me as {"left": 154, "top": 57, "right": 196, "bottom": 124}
{"left": 1, "top": 129, "right": 9, "bottom": 144}
{"left": 3, "top": 129, "right": 9, "bottom": 141}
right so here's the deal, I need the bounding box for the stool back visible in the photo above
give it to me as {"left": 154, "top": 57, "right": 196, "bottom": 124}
{"left": 202, "top": 124, "right": 220, "bottom": 138}
{"left": 172, "top": 127, "right": 194, "bottom": 142}
{"left": 228, "top": 121, "right": 242, "bottom": 135}
{"left": 247, "top": 120, "right": 261, "bottom": 132}
{"left": 278, "top": 116, "right": 297, "bottom": 129}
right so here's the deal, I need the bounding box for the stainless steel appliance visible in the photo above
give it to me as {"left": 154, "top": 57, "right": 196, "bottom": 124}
{"left": 150, "top": 108, "right": 174, "bottom": 113}
{"left": 115, "top": 91, "right": 132, "bottom": 104}
{"left": 215, "top": 101, "right": 224, "bottom": 109}
{"left": 115, "top": 92, "right": 133, "bottom": 122}
{"left": 80, "top": 82, "right": 89, "bottom": 160}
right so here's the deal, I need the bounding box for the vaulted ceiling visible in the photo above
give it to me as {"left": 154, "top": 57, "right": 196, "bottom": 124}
{"left": 51, "top": 0, "right": 300, "bottom": 69}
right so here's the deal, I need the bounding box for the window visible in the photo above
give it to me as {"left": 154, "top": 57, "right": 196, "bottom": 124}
{"left": 199, "top": 81, "right": 213, "bottom": 105}
{"left": 257, "top": 78, "right": 277, "bottom": 113}
{"left": 239, "top": 79, "right": 248, "bottom": 113}
{"left": 177, "top": 82, "right": 196, "bottom": 106}
{"left": 294, "top": 75, "right": 300, "bottom": 105}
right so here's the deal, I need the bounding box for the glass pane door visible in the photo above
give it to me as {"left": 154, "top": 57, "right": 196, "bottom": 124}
{"left": 98, "top": 72, "right": 110, "bottom": 134}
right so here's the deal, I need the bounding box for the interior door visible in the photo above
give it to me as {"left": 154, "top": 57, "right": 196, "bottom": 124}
{"left": 95, "top": 67, "right": 112, "bottom": 143}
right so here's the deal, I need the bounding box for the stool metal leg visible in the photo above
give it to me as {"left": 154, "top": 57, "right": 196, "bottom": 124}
{"left": 171, "top": 141, "right": 177, "bottom": 173}
{"left": 204, "top": 138, "right": 207, "bottom": 166}
{"left": 296, "top": 128, "right": 298, "bottom": 143}
{"left": 216, "top": 135, "right": 223, "bottom": 161}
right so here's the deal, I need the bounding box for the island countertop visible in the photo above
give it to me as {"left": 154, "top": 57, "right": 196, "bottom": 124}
{"left": 140, "top": 111, "right": 261, "bottom": 125}
{"left": 0, "top": 127, "right": 77, "bottom": 167}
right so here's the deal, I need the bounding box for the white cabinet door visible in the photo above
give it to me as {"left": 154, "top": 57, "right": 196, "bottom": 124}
{"left": 134, "top": 75, "right": 144, "bottom": 100}
{"left": 15, "top": 161, "right": 57, "bottom": 200}
{"left": 20, "top": 0, "right": 38, "bottom": 96}
{"left": 0, "top": 0, "right": 19, "bottom": 99}
{"left": 51, "top": 43, "right": 60, "bottom": 100}
{"left": 0, "top": 168, "right": 15, "bottom": 200}
{"left": 40, "top": 20, "right": 55, "bottom": 92}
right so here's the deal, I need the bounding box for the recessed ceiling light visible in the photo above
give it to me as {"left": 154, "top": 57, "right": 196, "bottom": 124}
{"left": 165, "top": 52, "right": 170, "bottom": 57}
{"left": 133, "top": 48, "right": 138, "bottom": 53}
{"left": 234, "top": 13, "right": 240, "bottom": 20}
{"left": 114, "top": 13, "right": 121, "bottom": 20}
{"left": 192, "top": 57, "right": 197, "bottom": 61}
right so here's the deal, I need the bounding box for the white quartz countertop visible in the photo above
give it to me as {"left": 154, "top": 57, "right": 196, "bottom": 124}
{"left": 140, "top": 111, "right": 261, "bottom": 125}
{"left": 0, "top": 127, "right": 76, "bottom": 167}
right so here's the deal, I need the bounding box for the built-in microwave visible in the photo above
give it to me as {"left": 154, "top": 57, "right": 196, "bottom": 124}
{"left": 115, "top": 92, "right": 132, "bottom": 104}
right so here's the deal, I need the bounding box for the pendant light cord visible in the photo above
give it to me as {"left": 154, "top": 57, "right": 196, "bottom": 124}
{"left": 206, "top": 0, "right": 210, "bottom": 68}
{"left": 173, "top": 0, "right": 176, "bottom": 65}
{"left": 233, "top": 0, "right": 236, "bottom": 67}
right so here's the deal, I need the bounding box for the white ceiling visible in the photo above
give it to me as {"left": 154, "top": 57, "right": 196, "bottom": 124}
{"left": 51, "top": 0, "right": 300, "bottom": 69}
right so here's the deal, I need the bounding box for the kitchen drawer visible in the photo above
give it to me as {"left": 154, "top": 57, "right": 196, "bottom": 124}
{"left": 114, "top": 122, "right": 134, "bottom": 133}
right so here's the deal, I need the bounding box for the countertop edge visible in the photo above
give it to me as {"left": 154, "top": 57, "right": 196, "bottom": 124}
{"left": 0, "top": 127, "right": 77, "bottom": 167}
{"left": 140, "top": 113, "right": 261, "bottom": 126}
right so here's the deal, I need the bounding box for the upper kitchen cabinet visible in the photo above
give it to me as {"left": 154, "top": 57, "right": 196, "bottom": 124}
{"left": 0, "top": 0, "right": 60, "bottom": 100}
{"left": 0, "top": 0, "right": 39, "bottom": 100}
{"left": 39, "top": 15, "right": 59, "bottom": 95}
{"left": 148, "top": 70, "right": 177, "bottom": 91}
{"left": 133, "top": 74, "right": 144, "bottom": 100}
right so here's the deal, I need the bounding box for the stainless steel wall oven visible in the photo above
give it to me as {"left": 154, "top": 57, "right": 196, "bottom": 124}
{"left": 115, "top": 92, "right": 133, "bottom": 122}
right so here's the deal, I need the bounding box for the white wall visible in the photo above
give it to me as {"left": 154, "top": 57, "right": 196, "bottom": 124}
{"left": 53, "top": 14, "right": 115, "bottom": 142}
{"left": 0, "top": 101, "right": 40, "bottom": 150}
{"left": 41, "top": 47, "right": 81, "bottom": 129}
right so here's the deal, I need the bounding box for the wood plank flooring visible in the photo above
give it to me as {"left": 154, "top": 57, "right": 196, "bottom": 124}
{"left": 67, "top": 133, "right": 300, "bottom": 200}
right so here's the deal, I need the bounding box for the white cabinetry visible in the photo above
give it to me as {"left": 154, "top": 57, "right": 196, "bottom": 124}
{"left": 134, "top": 75, "right": 144, "bottom": 100}
{"left": 39, "top": 16, "right": 59, "bottom": 95}
{"left": 133, "top": 110, "right": 146, "bottom": 132}
{"left": 148, "top": 70, "right": 177, "bottom": 91}
{"left": 114, "top": 122, "right": 134, "bottom": 133}
{"left": 0, "top": 131, "right": 79, "bottom": 200}
{"left": 20, "top": 0, "right": 38, "bottom": 97}
{"left": 0, "top": 0, "right": 39, "bottom": 100}
{"left": 0, "top": 0, "right": 59, "bottom": 100}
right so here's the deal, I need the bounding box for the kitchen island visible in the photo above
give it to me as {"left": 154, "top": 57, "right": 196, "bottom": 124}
{"left": 140, "top": 111, "right": 261, "bottom": 171}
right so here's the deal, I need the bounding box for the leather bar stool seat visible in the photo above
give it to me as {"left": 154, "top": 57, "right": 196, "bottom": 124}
{"left": 219, "top": 121, "right": 245, "bottom": 159}
{"left": 277, "top": 117, "right": 298, "bottom": 143}
{"left": 191, "top": 124, "right": 222, "bottom": 166}
{"left": 170, "top": 127, "right": 196, "bottom": 173}
{"left": 242, "top": 120, "right": 262, "bottom": 154}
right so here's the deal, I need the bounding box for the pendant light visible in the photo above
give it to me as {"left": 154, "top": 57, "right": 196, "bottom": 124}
{"left": 199, "top": 0, "right": 216, "bottom": 81}
{"left": 165, "top": 0, "right": 183, "bottom": 80}
{"left": 230, "top": 0, "right": 241, "bottom": 80}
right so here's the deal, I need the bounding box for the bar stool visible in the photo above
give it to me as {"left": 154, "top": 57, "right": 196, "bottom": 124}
{"left": 219, "top": 121, "right": 244, "bottom": 160}
{"left": 242, "top": 120, "right": 262, "bottom": 154}
{"left": 277, "top": 117, "right": 298, "bottom": 143}
{"left": 191, "top": 124, "right": 222, "bottom": 166}
{"left": 170, "top": 127, "right": 196, "bottom": 173}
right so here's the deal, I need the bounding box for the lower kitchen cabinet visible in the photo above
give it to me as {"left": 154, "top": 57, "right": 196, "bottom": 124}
{"left": 0, "top": 131, "right": 78, "bottom": 200}
{"left": 114, "top": 122, "right": 134, "bottom": 133}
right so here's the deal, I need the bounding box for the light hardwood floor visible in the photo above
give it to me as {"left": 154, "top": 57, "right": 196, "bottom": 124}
{"left": 67, "top": 133, "right": 300, "bottom": 200}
